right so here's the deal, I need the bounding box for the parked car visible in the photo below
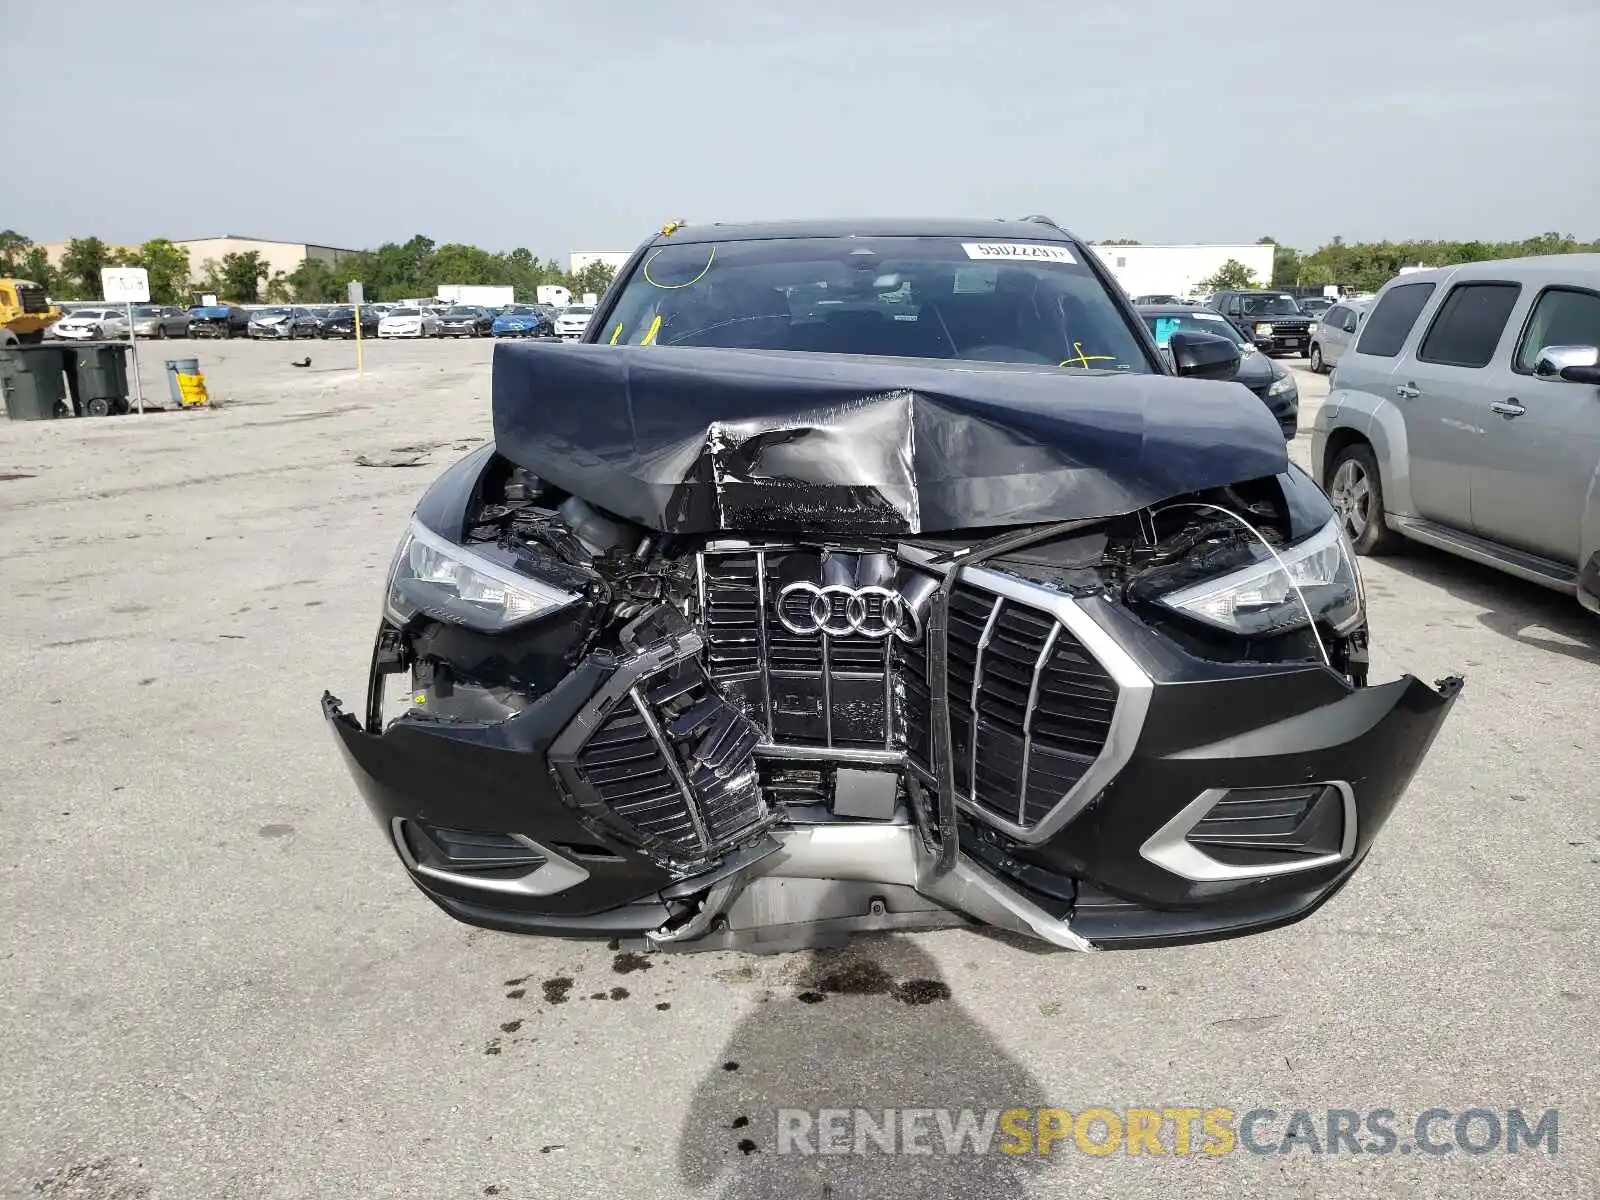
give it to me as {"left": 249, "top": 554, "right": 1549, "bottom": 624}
{"left": 553, "top": 304, "right": 595, "bottom": 340}
{"left": 1132, "top": 293, "right": 1185, "bottom": 305}
{"left": 129, "top": 304, "right": 191, "bottom": 339}
{"left": 48, "top": 307, "right": 129, "bottom": 341}
{"left": 377, "top": 306, "right": 442, "bottom": 338}
{"left": 1313, "top": 254, "right": 1600, "bottom": 615}
{"left": 438, "top": 306, "right": 494, "bottom": 338}
{"left": 248, "top": 306, "right": 319, "bottom": 339}
{"left": 1137, "top": 304, "right": 1298, "bottom": 438}
{"left": 1306, "top": 299, "right": 1371, "bottom": 374}
{"left": 323, "top": 215, "right": 1460, "bottom": 956}
{"left": 1209, "top": 290, "right": 1314, "bottom": 356}
{"left": 188, "top": 305, "right": 251, "bottom": 338}
{"left": 490, "top": 304, "right": 554, "bottom": 338}
{"left": 1298, "top": 296, "right": 1337, "bottom": 319}
{"left": 319, "top": 306, "right": 379, "bottom": 339}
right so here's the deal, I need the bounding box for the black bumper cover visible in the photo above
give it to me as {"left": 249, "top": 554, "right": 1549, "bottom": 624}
{"left": 324, "top": 620, "right": 1459, "bottom": 946}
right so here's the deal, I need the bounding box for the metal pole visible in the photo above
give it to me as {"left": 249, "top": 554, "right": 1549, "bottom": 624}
{"left": 127, "top": 300, "right": 144, "bottom": 414}
{"left": 353, "top": 299, "right": 364, "bottom": 378}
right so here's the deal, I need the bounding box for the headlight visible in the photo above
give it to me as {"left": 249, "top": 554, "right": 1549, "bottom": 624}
{"left": 1158, "top": 518, "right": 1363, "bottom": 637}
{"left": 1267, "top": 372, "right": 1296, "bottom": 397}
{"left": 383, "top": 518, "right": 580, "bottom": 633}
{"left": 1253, "top": 323, "right": 1274, "bottom": 337}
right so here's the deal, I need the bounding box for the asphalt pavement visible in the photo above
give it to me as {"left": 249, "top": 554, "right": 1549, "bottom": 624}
{"left": 1, "top": 339, "right": 1595, "bottom": 1199}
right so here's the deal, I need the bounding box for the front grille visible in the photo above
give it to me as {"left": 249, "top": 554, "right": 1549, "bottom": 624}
{"left": 554, "top": 636, "right": 770, "bottom": 871}
{"left": 700, "top": 548, "right": 901, "bottom": 749}
{"left": 918, "top": 581, "right": 1118, "bottom": 827}
{"left": 17, "top": 284, "right": 48, "bottom": 315}
{"left": 699, "top": 548, "right": 1122, "bottom": 832}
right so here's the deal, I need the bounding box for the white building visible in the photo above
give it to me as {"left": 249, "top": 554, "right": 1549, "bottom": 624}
{"left": 569, "top": 250, "right": 632, "bottom": 275}
{"left": 1089, "top": 244, "right": 1276, "bottom": 299}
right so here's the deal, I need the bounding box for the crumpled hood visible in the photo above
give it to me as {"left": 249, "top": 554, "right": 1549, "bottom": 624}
{"left": 491, "top": 342, "right": 1290, "bottom": 535}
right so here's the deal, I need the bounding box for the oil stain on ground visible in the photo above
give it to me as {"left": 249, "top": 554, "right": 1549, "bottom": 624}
{"left": 542, "top": 977, "right": 574, "bottom": 1004}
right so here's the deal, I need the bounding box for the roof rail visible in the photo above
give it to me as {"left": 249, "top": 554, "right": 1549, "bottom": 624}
{"left": 1021, "top": 214, "right": 1064, "bottom": 231}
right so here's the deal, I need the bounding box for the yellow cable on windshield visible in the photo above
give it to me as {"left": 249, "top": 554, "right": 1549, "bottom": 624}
{"left": 640, "top": 314, "right": 662, "bottom": 347}
{"left": 1061, "top": 341, "right": 1118, "bottom": 369}
{"left": 608, "top": 323, "right": 623, "bottom": 344}
{"left": 643, "top": 245, "right": 715, "bottom": 289}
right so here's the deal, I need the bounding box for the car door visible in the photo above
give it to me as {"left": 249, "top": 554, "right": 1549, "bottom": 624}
{"left": 1397, "top": 278, "right": 1523, "bottom": 533}
{"left": 1338, "top": 279, "right": 1470, "bottom": 521}
{"left": 1318, "top": 306, "right": 1348, "bottom": 362}
{"left": 1467, "top": 284, "right": 1600, "bottom": 565}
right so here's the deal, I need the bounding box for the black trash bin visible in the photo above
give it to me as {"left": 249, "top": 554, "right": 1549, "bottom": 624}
{"left": 0, "top": 347, "right": 69, "bottom": 420}
{"left": 70, "top": 343, "right": 132, "bottom": 417}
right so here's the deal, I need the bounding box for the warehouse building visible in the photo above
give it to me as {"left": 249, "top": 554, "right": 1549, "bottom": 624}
{"left": 42, "top": 236, "right": 358, "bottom": 286}
{"left": 1088, "top": 243, "right": 1276, "bottom": 299}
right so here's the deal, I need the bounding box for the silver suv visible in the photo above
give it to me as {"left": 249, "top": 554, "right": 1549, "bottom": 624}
{"left": 1312, "top": 255, "right": 1600, "bottom": 614}
{"left": 1306, "top": 298, "right": 1371, "bottom": 375}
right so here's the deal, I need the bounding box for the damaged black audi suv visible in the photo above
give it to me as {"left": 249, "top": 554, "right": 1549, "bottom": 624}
{"left": 324, "top": 217, "right": 1461, "bottom": 952}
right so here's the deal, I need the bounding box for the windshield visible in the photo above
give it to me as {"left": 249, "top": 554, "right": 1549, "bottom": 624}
{"left": 1237, "top": 294, "right": 1304, "bottom": 317}
{"left": 563, "top": 306, "right": 595, "bottom": 317}
{"left": 600, "top": 235, "right": 1152, "bottom": 370}
{"left": 326, "top": 308, "right": 353, "bottom": 318}
{"left": 445, "top": 307, "right": 479, "bottom": 316}
{"left": 501, "top": 306, "right": 535, "bottom": 316}
{"left": 1142, "top": 311, "right": 1250, "bottom": 349}
{"left": 134, "top": 306, "right": 160, "bottom": 317}
{"left": 389, "top": 308, "right": 420, "bottom": 316}
{"left": 255, "top": 308, "right": 288, "bottom": 318}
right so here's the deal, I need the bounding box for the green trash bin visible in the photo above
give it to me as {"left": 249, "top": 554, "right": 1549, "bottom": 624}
{"left": 71, "top": 344, "right": 131, "bottom": 417}
{"left": 0, "top": 347, "right": 69, "bottom": 421}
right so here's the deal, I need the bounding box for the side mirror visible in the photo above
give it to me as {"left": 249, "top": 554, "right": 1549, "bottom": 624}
{"left": 1534, "top": 345, "right": 1600, "bottom": 384}
{"left": 1168, "top": 331, "right": 1241, "bottom": 382}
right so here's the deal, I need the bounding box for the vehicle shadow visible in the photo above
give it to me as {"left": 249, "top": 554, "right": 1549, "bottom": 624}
{"left": 1379, "top": 541, "right": 1600, "bottom": 664}
{"left": 676, "top": 937, "right": 1050, "bottom": 1198}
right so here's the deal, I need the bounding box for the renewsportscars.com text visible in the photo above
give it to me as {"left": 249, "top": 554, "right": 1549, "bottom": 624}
{"left": 775, "top": 1106, "right": 1559, "bottom": 1157}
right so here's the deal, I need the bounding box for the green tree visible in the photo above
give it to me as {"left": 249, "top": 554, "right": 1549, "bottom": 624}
{"left": 1098, "top": 238, "right": 1141, "bottom": 245}
{"left": 58, "top": 237, "right": 119, "bottom": 298}
{"left": 122, "top": 238, "right": 191, "bottom": 304}
{"left": 0, "top": 230, "right": 31, "bottom": 274}
{"left": 1257, "top": 236, "right": 1301, "bottom": 288}
{"left": 569, "top": 260, "right": 617, "bottom": 298}
{"left": 263, "top": 271, "right": 293, "bottom": 303}
{"left": 0, "top": 232, "right": 57, "bottom": 292}
{"left": 286, "top": 256, "right": 340, "bottom": 302}
{"left": 1193, "top": 258, "right": 1258, "bottom": 294}
{"left": 219, "top": 251, "right": 269, "bottom": 302}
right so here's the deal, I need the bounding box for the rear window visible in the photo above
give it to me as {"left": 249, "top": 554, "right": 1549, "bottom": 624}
{"left": 1417, "top": 282, "right": 1521, "bottom": 369}
{"left": 599, "top": 235, "right": 1153, "bottom": 370}
{"left": 1354, "top": 282, "right": 1437, "bottom": 358}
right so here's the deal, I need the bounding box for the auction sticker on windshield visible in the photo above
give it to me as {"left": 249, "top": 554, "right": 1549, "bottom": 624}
{"left": 961, "top": 242, "right": 1077, "bottom": 264}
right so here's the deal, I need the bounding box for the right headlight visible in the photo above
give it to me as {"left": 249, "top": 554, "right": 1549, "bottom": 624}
{"left": 1158, "top": 518, "right": 1364, "bottom": 637}
{"left": 383, "top": 518, "right": 580, "bottom": 633}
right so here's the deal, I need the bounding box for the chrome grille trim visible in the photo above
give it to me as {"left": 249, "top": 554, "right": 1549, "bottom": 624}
{"left": 968, "top": 596, "right": 1003, "bottom": 808}
{"left": 627, "top": 686, "right": 712, "bottom": 849}
{"left": 1018, "top": 622, "right": 1060, "bottom": 824}
{"left": 896, "top": 545, "right": 1153, "bottom": 845}
{"left": 754, "top": 551, "right": 773, "bottom": 732}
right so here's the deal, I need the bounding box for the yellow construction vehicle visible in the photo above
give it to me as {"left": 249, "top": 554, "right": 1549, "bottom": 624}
{"left": 0, "top": 279, "right": 61, "bottom": 346}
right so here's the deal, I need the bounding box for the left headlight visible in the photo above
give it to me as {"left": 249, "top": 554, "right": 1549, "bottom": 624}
{"left": 383, "top": 518, "right": 580, "bottom": 633}
{"left": 1267, "top": 371, "right": 1297, "bottom": 397}
{"left": 1158, "top": 518, "right": 1364, "bottom": 637}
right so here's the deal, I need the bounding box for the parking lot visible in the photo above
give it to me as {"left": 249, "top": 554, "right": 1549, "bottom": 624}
{"left": 1, "top": 338, "right": 1596, "bottom": 1198}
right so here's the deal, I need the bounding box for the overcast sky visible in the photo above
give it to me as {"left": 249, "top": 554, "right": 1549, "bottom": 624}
{"left": 3, "top": 0, "right": 1595, "bottom": 257}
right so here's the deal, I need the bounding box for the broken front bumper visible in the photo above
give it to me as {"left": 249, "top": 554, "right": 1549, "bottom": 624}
{"left": 323, "top": 614, "right": 1460, "bottom": 951}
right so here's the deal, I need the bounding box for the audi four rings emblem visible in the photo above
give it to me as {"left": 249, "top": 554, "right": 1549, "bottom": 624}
{"left": 776, "top": 582, "right": 922, "bottom": 642}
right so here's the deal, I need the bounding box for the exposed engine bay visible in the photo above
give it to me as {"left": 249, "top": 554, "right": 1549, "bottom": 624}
{"left": 323, "top": 339, "right": 1458, "bottom": 953}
